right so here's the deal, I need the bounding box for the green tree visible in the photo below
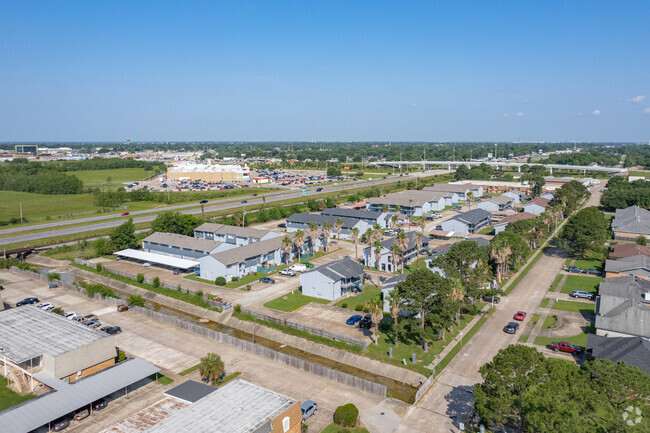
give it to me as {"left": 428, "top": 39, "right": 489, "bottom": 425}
{"left": 454, "top": 164, "right": 470, "bottom": 181}
{"left": 386, "top": 288, "right": 402, "bottom": 347}
{"left": 109, "top": 218, "right": 138, "bottom": 251}
{"left": 558, "top": 207, "right": 609, "bottom": 258}
{"left": 366, "top": 296, "right": 384, "bottom": 345}
{"left": 151, "top": 211, "right": 201, "bottom": 236}
{"left": 326, "top": 166, "right": 342, "bottom": 177}
{"left": 198, "top": 352, "right": 225, "bottom": 385}
{"left": 637, "top": 235, "right": 647, "bottom": 246}
{"left": 92, "top": 237, "right": 114, "bottom": 256}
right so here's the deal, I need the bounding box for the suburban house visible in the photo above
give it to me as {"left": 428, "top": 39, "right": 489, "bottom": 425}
{"left": 604, "top": 255, "right": 650, "bottom": 279}
{"left": 320, "top": 208, "right": 390, "bottom": 228}
{"left": 503, "top": 190, "right": 526, "bottom": 203}
{"left": 585, "top": 334, "right": 650, "bottom": 375}
{"left": 477, "top": 195, "right": 514, "bottom": 212}
{"left": 380, "top": 274, "right": 407, "bottom": 312}
{"left": 142, "top": 232, "right": 232, "bottom": 259}
{"left": 145, "top": 379, "right": 303, "bottom": 433}
{"left": 540, "top": 192, "right": 555, "bottom": 200}
{"left": 366, "top": 190, "right": 449, "bottom": 215}
{"left": 522, "top": 197, "right": 550, "bottom": 215}
{"left": 441, "top": 208, "right": 492, "bottom": 235}
{"left": 611, "top": 205, "right": 650, "bottom": 241}
{"left": 424, "top": 183, "right": 483, "bottom": 200}
{"left": 300, "top": 257, "right": 364, "bottom": 301}
{"left": 286, "top": 213, "right": 366, "bottom": 240}
{"left": 362, "top": 231, "right": 431, "bottom": 272}
{"left": 194, "top": 223, "right": 281, "bottom": 246}
{"left": 595, "top": 276, "right": 650, "bottom": 338}
{"left": 493, "top": 212, "right": 537, "bottom": 234}
{"left": 609, "top": 243, "right": 650, "bottom": 259}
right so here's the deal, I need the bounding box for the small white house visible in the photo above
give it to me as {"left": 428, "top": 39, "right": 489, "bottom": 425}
{"left": 300, "top": 257, "right": 365, "bottom": 301}
{"left": 522, "top": 198, "right": 551, "bottom": 215}
{"left": 503, "top": 190, "right": 526, "bottom": 203}
{"left": 477, "top": 195, "right": 514, "bottom": 212}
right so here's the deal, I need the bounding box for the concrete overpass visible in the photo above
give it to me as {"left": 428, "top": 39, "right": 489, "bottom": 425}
{"left": 372, "top": 160, "right": 627, "bottom": 174}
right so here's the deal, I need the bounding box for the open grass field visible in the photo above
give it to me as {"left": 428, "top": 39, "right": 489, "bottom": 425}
{"left": 560, "top": 275, "right": 603, "bottom": 295}
{"left": 73, "top": 167, "right": 157, "bottom": 189}
{"left": 0, "top": 377, "right": 35, "bottom": 411}
{"left": 263, "top": 290, "right": 330, "bottom": 312}
{"left": 552, "top": 300, "right": 596, "bottom": 315}
{"left": 336, "top": 286, "right": 381, "bottom": 310}
{"left": 0, "top": 191, "right": 100, "bottom": 222}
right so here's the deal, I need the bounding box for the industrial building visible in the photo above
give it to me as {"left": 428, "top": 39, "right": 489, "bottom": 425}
{"left": 166, "top": 163, "right": 250, "bottom": 182}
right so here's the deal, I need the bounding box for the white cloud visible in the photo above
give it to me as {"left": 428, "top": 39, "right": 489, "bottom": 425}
{"left": 644, "top": 108, "right": 650, "bottom": 114}
{"left": 629, "top": 95, "right": 646, "bottom": 103}
{"left": 515, "top": 112, "right": 524, "bottom": 117}
{"left": 503, "top": 113, "right": 509, "bottom": 117}
{"left": 592, "top": 110, "right": 601, "bottom": 115}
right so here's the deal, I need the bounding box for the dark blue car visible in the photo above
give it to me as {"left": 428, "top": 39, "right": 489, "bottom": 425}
{"left": 259, "top": 277, "right": 275, "bottom": 284}
{"left": 346, "top": 315, "right": 362, "bottom": 325}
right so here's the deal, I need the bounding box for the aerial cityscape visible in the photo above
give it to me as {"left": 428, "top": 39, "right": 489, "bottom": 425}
{"left": 0, "top": 2, "right": 649, "bottom": 433}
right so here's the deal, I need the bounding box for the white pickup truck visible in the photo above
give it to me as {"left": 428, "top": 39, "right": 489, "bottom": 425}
{"left": 290, "top": 264, "right": 308, "bottom": 273}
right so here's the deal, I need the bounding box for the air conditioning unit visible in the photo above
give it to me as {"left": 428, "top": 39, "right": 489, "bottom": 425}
{"left": 644, "top": 292, "right": 650, "bottom": 302}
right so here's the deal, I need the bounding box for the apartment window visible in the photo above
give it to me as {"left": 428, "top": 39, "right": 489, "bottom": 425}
{"left": 282, "top": 416, "right": 291, "bottom": 432}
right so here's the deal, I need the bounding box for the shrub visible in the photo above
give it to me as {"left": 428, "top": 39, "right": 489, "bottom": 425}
{"left": 215, "top": 277, "right": 227, "bottom": 285}
{"left": 96, "top": 263, "right": 103, "bottom": 272}
{"left": 232, "top": 276, "right": 239, "bottom": 282}
{"left": 82, "top": 283, "right": 117, "bottom": 298}
{"left": 51, "top": 307, "right": 65, "bottom": 315}
{"left": 117, "top": 350, "right": 126, "bottom": 362}
{"left": 153, "top": 276, "right": 160, "bottom": 288}
{"left": 234, "top": 304, "right": 241, "bottom": 314}
{"left": 16, "top": 262, "right": 31, "bottom": 270}
{"left": 127, "top": 294, "right": 145, "bottom": 307}
{"left": 197, "top": 291, "right": 203, "bottom": 297}
{"left": 354, "top": 304, "right": 364, "bottom": 311}
{"left": 362, "top": 306, "right": 371, "bottom": 313}
{"left": 177, "top": 284, "right": 182, "bottom": 292}
{"left": 137, "top": 273, "right": 145, "bottom": 283}
{"left": 333, "top": 403, "right": 359, "bottom": 427}
{"left": 47, "top": 272, "right": 61, "bottom": 281}
{"left": 341, "top": 302, "right": 348, "bottom": 309}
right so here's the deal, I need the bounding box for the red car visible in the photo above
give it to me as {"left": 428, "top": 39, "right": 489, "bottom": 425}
{"left": 549, "top": 341, "right": 581, "bottom": 354}
{"left": 514, "top": 311, "right": 527, "bottom": 321}
{"left": 121, "top": 212, "right": 130, "bottom": 216}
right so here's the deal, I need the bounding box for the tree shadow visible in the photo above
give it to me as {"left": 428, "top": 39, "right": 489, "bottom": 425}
{"left": 444, "top": 384, "right": 476, "bottom": 423}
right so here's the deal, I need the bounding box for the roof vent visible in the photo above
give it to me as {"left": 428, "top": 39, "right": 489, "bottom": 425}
{"left": 644, "top": 292, "right": 650, "bottom": 302}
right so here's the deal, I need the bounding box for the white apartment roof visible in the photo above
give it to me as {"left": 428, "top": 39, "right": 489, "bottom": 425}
{"left": 145, "top": 379, "right": 296, "bottom": 433}
{"left": 0, "top": 306, "right": 109, "bottom": 364}
{"left": 116, "top": 249, "right": 199, "bottom": 269}
{"left": 168, "top": 163, "right": 246, "bottom": 173}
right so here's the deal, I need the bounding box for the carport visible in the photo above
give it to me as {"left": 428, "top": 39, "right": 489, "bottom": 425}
{"left": 115, "top": 249, "right": 199, "bottom": 270}
{"left": 0, "top": 358, "right": 160, "bottom": 432}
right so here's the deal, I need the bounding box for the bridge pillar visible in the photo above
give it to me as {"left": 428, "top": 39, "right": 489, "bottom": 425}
{"left": 583, "top": 169, "right": 586, "bottom": 175}
{"left": 448, "top": 164, "right": 451, "bottom": 170}
{"left": 549, "top": 167, "right": 553, "bottom": 174}
{"left": 517, "top": 166, "right": 521, "bottom": 172}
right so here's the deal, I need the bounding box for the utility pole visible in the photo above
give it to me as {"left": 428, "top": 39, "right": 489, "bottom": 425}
{"left": 242, "top": 205, "right": 246, "bottom": 227}
{"left": 101, "top": 182, "right": 105, "bottom": 213}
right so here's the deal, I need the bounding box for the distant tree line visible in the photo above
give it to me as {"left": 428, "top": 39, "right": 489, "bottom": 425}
{"left": 600, "top": 176, "right": 650, "bottom": 210}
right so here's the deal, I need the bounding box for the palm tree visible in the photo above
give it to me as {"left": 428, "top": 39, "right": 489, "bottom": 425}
{"left": 198, "top": 352, "right": 225, "bottom": 385}
{"left": 308, "top": 222, "right": 319, "bottom": 252}
{"left": 373, "top": 240, "right": 383, "bottom": 270}
{"left": 414, "top": 232, "right": 423, "bottom": 269}
{"left": 396, "top": 232, "right": 409, "bottom": 273}
{"left": 391, "top": 215, "right": 399, "bottom": 231}
{"left": 294, "top": 230, "right": 305, "bottom": 263}
{"left": 373, "top": 224, "right": 382, "bottom": 240}
{"left": 387, "top": 288, "right": 401, "bottom": 347}
{"left": 351, "top": 227, "right": 360, "bottom": 262}
{"left": 322, "top": 221, "right": 332, "bottom": 252}
{"left": 418, "top": 217, "right": 427, "bottom": 234}
{"left": 490, "top": 240, "right": 512, "bottom": 277}
{"left": 334, "top": 218, "right": 343, "bottom": 240}
{"left": 366, "top": 297, "right": 384, "bottom": 345}
{"left": 390, "top": 244, "right": 400, "bottom": 274}
{"left": 467, "top": 191, "right": 474, "bottom": 210}
{"left": 282, "top": 236, "right": 293, "bottom": 265}
{"left": 394, "top": 205, "right": 401, "bottom": 225}
{"left": 381, "top": 204, "right": 389, "bottom": 214}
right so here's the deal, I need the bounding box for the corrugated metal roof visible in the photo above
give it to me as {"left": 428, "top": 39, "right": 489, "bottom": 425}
{"left": 0, "top": 358, "right": 160, "bottom": 433}
{"left": 143, "top": 232, "right": 222, "bottom": 252}
{"left": 116, "top": 249, "right": 199, "bottom": 269}
{"left": 0, "top": 306, "right": 109, "bottom": 364}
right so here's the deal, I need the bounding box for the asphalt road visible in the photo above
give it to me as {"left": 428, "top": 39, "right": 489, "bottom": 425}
{"left": 0, "top": 170, "right": 449, "bottom": 246}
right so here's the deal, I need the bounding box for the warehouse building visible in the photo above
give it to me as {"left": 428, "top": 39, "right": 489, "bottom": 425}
{"left": 166, "top": 163, "right": 250, "bottom": 182}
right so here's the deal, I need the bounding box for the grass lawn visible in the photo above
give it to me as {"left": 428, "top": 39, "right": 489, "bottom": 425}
{"left": 179, "top": 364, "right": 200, "bottom": 376}
{"left": 572, "top": 250, "right": 605, "bottom": 271}
{"left": 519, "top": 334, "right": 530, "bottom": 343}
{"left": 540, "top": 298, "right": 550, "bottom": 308}
{"left": 564, "top": 256, "right": 574, "bottom": 267}
{"left": 0, "top": 377, "right": 35, "bottom": 411}
{"left": 0, "top": 191, "right": 99, "bottom": 222}
{"left": 73, "top": 167, "right": 156, "bottom": 189}
{"left": 534, "top": 325, "right": 596, "bottom": 349}
{"left": 478, "top": 226, "right": 494, "bottom": 235}
{"left": 542, "top": 315, "right": 557, "bottom": 329}
{"left": 552, "top": 300, "right": 596, "bottom": 315}
{"left": 529, "top": 313, "right": 541, "bottom": 327}
{"left": 560, "top": 275, "right": 603, "bottom": 295}
{"left": 321, "top": 423, "right": 370, "bottom": 433}
{"left": 150, "top": 374, "right": 174, "bottom": 385}
{"left": 263, "top": 290, "right": 330, "bottom": 312}
{"left": 336, "top": 286, "right": 381, "bottom": 310}
{"left": 549, "top": 274, "right": 564, "bottom": 292}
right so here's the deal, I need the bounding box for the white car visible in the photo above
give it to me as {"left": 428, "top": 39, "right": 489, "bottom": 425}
{"left": 37, "top": 302, "right": 54, "bottom": 311}
{"left": 279, "top": 269, "right": 296, "bottom": 276}
{"left": 65, "top": 312, "right": 82, "bottom": 320}
{"left": 290, "top": 264, "right": 307, "bottom": 273}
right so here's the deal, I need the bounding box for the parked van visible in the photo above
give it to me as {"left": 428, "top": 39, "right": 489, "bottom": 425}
{"left": 290, "top": 264, "right": 308, "bottom": 273}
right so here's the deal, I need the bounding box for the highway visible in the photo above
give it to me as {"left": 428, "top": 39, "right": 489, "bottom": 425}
{"left": 0, "top": 170, "right": 450, "bottom": 246}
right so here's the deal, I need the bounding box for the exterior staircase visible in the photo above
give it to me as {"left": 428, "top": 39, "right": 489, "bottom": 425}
{"left": 6, "top": 364, "right": 31, "bottom": 395}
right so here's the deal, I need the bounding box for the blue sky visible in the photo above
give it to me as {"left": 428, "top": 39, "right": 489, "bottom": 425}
{"left": 1, "top": 1, "right": 649, "bottom": 142}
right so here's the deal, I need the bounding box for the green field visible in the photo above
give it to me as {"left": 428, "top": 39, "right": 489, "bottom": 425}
{"left": 552, "top": 300, "right": 596, "bottom": 315}
{"left": 560, "top": 275, "right": 603, "bottom": 295}
{"left": 336, "top": 286, "right": 381, "bottom": 310}
{"left": 73, "top": 167, "right": 157, "bottom": 189}
{"left": 263, "top": 290, "right": 330, "bottom": 312}
{"left": 0, "top": 191, "right": 99, "bottom": 222}
{"left": 0, "top": 377, "right": 35, "bottom": 411}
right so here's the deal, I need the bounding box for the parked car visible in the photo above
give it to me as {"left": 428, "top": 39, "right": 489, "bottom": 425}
{"left": 504, "top": 322, "right": 520, "bottom": 334}
{"left": 16, "top": 297, "right": 39, "bottom": 306}
{"left": 52, "top": 419, "right": 70, "bottom": 431}
{"left": 252, "top": 193, "right": 258, "bottom": 196}
{"left": 358, "top": 314, "right": 372, "bottom": 329}
{"left": 514, "top": 311, "right": 527, "bottom": 321}
{"left": 290, "top": 264, "right": 307, "bottom": 273}
{"left": 117, "top": 304, "right": 129, "bottom": 312}
{"left": 80, "top": 314, "right": 98, "bottom": 322}
{"left": 37, "top": 302, "right": 54, "bottom": 311}
{"left": 73, "top": 408, "right": 89, "bottom": 421}
{"left": 121, "top": 212, "right": 130, "bottom": 216}
{"left": 482, "top": 295, "right": 501, "bottom": 304}
{"left": 567, "top": 266, "right": 584, "bottom": 273}
{"left": 259, "top": 277, "right": 276, "bottom": 284}
{"left": 584, "top": 269, "right": 601, "bottom": 276}
{"left": 453, "top": 206, "right": 462, "bottom": 211}
{"left": 279, "top": 268, "right": 296, "bottom": 276}
{"left": 101, "top": 326, "right": 122, "bottom": 335}
{"left": 65, "top": 312, "right": 81, "bottom": 320}
{"left": 0, "top": 284, "right": 4, "bottom": 290}
{"left": 199, "top": 200, "right": 208, "bottom": 204}
{"left": 303, "top": 262, "right": 314, "bottom": 268}
{"left": 84, "top": 319, "right": 101, "bottom": 328}
{"left": 92, "top": 399, "right": 107, "bottom": 411}
{"left": 241, "top": 200, "right": 248, "bottom": 203}
{"left": 316, "top": 187, "right": 323, "bottom": 192}
{"left": 571, "top": 290, "right": 595, "bottom": 300}
{"left": 143, "top": 262, "right": 152, "bottom": 267}
{"left": 549, "top": 341, "right": 581, "bottom": 354}
{"left": 301, "top": 400, "right": 318, "bottom": 420}
{"left": 346, "top": 315, "right": 363, "bottom": 325}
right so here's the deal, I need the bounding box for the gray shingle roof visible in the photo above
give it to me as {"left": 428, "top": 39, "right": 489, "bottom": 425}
{"left": 612, "top": 206, "right": 650, "bottom": 235}
{"left": 598, "top": 276, "right": 650, "bottom": 299}
{"left": 144, "top": 232, "right": 222, "bottom": 252}
{"left": 380, "top": 231, "right": 431, "bottom": 250}
{"left": 447, "top": 208, "right": 492, "bottom": 225}
{"left": 486, "top": 195, "right": 513, "bottom": 205}
{"left": 305, "top": 257, "right": 364, "bottom": 281}
{"left": 586, "top": 334, "right": 650, "bottom": 374}
{"left": 605, "top": 255, "right": 650, "bottom": 274}
{"left": 194, "top": 222, "right": 274, "bottom": 239}
{"left": 321, "top": 208, "right": 385, "bottom": 220}
{"left": 287, "top": 213, "right": 360, "bottom": 229}
{"left": 210, "top": 236, "right": 284, "bottom": 266}
{"left": 165, "top": 380, "right": 217, "bottom": 404}
{"left": 425, "top": 184, "right": 470, "bottom": 194}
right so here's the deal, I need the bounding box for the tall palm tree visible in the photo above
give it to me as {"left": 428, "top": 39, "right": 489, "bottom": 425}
{"left": 351, "top": 227, "right": 360, "bottom": 262}
{"left": 373, "top": 240, "right": 383, "bottom": 270}
{"left": 418, "top": 217, "right": 427, "bottom": 234}
{"left": 334, "top": 218, "right": 343, "bottom": 240}
{"left": 322, "top": 221, "right": 332, "bottom": 252}
{"left": 396, "top": 232, "right": 409, "bottom": 273}
{"left": 394, "top": 205, "right": 401, "bottom": 225}
{"left": 387, "top": 288, "right": 401, "bottom": 347}
{"left": 467, "top": 191, "right": 474, "bottom": 210}
{"left": 381, "top": 204, "right": 389, "bottom": 214}
{"left": 414, "top": 232, "right": 423, "bottom": 269}
{"left": 293, "top": 230, "right": 305, "bottom": 263}
{"left": 282, "top": 236, "right": 293, "bottom": 265}
{"left": 308, "top": 221, "right": 319, "bottom": 252}
{"left": 198, "top": 352, "right": 225, "bottom": 385}
{"left": 391, "top": 215, "right": 399, "bottom": 231}
{"left": 366, "top": 297, "right": 384, "bottom": 345}
{"left": 490, "top": 240, "right": 512, "bottom": 277}
{"left": 390, "top": 244, "right": 400, "bottom": 274}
